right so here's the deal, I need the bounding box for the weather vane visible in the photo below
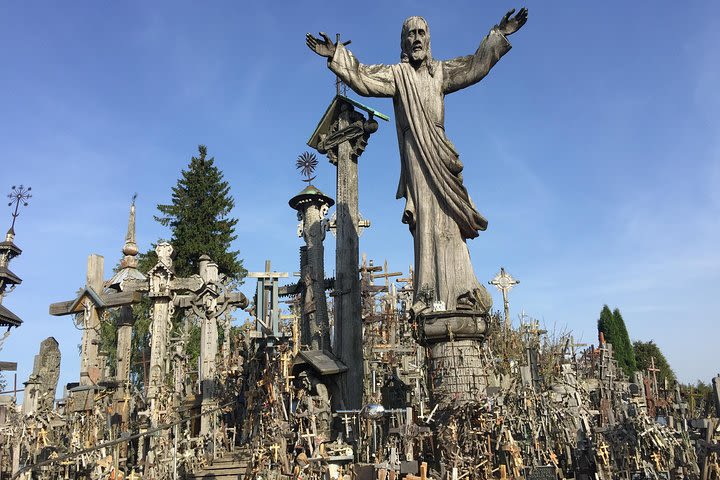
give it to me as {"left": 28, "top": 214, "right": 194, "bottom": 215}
{"left": 7, "top": 185, "right": 32, "bottom": 232}
{"left": 296, "top": 152, "right": 318, "bottom": 184}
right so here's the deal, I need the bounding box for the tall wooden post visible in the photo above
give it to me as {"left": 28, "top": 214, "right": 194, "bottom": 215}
{"left": 81, "top": 254, "right": 104, "bottom": 385}
{"left": 144, "top": 242, "right": 176, "bottom": 478}
{"left": 308, "top": 95, "right": 386, "bottom": 408}
{"left": 334, "top": 104, "right": 363, "bottom": 408}
{"left": 115, "top": 307, "right": 133, "bottom": 390}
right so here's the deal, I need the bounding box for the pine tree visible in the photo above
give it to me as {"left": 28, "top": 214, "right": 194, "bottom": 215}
{"left": 155, "top": 145, "right": 246, "bottom": 280}
{"left": 634, "top": 340, "right": 676, "bottom": 384}
{"left": 597, "top": 305, "right": 636, "bottom": 377}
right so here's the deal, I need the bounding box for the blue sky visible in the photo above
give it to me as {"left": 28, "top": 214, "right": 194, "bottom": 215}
{"left": 1, "top": 2, "right": 718, "bottom": 396}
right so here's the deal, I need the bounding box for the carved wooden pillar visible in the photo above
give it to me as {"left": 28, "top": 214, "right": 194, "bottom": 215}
{"left": 115, "top": 307, "right": 134, "bottom": 395}
{"left": 198, "top": 255, "right": 219, "bottom": 436}
{"left": 170, "top": 254, "right": 248, "bottom": 436}
{"left": 290, "top": 185, "right": 333, "bottom": 350}
{"left": 147, "top": 243, "right": 175, "bottom": 404}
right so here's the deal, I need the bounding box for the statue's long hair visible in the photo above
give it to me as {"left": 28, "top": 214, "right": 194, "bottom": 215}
{"left": 400, "top": 16, "right": 435, "bottom": 76}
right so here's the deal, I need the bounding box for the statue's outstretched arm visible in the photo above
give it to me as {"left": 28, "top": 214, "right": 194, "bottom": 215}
{"left": 496, "top": 8, "right": 528, "bottom": 37}
{"left": 306, "top": 34, "right": 395, "bottom": 98}
{"left": 443, "top": 8, "right": 528, "bottom": 94}
{"left": 306, "top": 32, "right": 336, "bottom": 59}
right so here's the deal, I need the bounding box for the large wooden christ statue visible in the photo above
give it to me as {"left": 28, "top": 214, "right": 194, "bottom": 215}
{"left": 307, "top": 9, "right": 528, "bottom": 315}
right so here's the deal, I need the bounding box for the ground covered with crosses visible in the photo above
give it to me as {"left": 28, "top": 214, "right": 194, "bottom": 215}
{"left": 0, "top": 201, "right": 719, "bottom": 479}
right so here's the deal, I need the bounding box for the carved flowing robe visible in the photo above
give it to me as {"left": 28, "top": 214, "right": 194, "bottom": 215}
{"left": 329, "top": 29, "right": 511, "bottom": 312}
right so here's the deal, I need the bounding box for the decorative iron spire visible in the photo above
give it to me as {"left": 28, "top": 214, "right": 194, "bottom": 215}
{"left": 296, "top": 152, "right": 318, "bottom": 184}
{"left": 123, "top": 193, "right": 139, "bottom": 258}
{"left": 6, "top": 185, "right": 31, "bottom": 241}
{"left": 108, "top": 194, "right": 146, "bottom": 290}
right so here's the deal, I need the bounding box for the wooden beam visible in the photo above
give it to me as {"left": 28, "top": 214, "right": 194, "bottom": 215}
{"left": 0, "top": 361, "right": 17, "bottom": 371}
{"left": 50, "top": 291, "right": 143, "bottom": 316}
{"left": 247, "top": 272, "right": 289, "bottom": 278}
{"left": 49, "top": 300, "right": 75, "bottom": 316}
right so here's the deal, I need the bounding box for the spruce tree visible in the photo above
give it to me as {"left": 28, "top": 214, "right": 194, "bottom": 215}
{"left": 597, "top": 305, "right": 636, "bottom": 377}
{"left": 612, "top": 307, "right": 637, "bottom": 375}
{"left": 101, "top": 146, "right": 245, "bottom": 389}
{"left": 155, "top": 145, "right": 246, "bottom": 280}
{"left": 597, "top": 305, "right": 615, "bottom": 344}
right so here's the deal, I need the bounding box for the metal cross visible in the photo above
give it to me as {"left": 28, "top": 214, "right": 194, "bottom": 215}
{"left": 6, "top": 184, "right": 32, "bottom": 233}
{"left": 334, "top": 34, "right": 350, "bottom": 96}
{"left": 489, "top": 267, "right": 519, "bottom": 330}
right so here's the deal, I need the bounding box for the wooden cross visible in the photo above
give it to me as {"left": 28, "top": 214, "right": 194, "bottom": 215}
{"left": 248, "top": 261, "right": 289, "bottom": 337}
{"left": 371, "top": 260, "right": 402, "bottom": 289}
{"left": 566, "top": 336, "right": 588, "bottom": 358}
{"left": 604, "top": 366, "right": 616, "bottom": 387}
{"left": 597, "top": 443, "right": 609, "bottom": 466}
{"left": 525, "top": 319, "right": 546, "bottom": 338}
{"left": 301, "top": 429, "right": 316, "bottom": 456}
{"left": 688, "top": 386, "right": 703, "bottom": 414}
{"left": 651, "top": 451, "right": 662, "bottom": 471}
{"left": 49, "top": 255, "right": 141, "bottom": 386}
{"left": 174, "top": 255, "right": 248, "bottom": 435}
{"left": 647, "top": 357, "right": 661, "bottom": 396}
{"left": 36, "top": 427, "right": 48, "bottom": 448}
{"left": 396, "top": 265, "right": 414, "bottom": 291}
{"left": 340, "top": 413, "right": 354, "bottom": 438}
{"left": 283, "top": 353, "right": 296, "bottom": 392}
{"left": 269, "top": 443, "right": 281, "bottom": 462}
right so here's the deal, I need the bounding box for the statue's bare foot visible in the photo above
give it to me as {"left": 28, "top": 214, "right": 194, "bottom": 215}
{"left": 456, "top": 293, "right": 475, "bottom": 310}
{"left": 457, "top": 288, "right": 492, "bottom": 313}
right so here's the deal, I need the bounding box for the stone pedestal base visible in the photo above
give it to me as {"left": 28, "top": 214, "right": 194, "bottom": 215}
{"left": 416, "top": 310, "right": 490, "bottom": 408}
{"left": 429, "top": 339, "right": 489, "bottom": 408}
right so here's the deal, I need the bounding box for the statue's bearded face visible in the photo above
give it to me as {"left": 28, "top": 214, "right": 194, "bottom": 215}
{"left": 402, "top": 17, "right": 430, "bottom": 64}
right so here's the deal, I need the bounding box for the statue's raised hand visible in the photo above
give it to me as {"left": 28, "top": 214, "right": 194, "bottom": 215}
{"left": 306, "top": 32, "right": 336, "bottom": 58}
{"left": 496, "top": 8, "right": 528, "bottom": 36}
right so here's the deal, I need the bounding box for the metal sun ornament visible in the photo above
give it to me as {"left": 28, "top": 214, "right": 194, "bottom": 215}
{"left": 296, "top": 151, "right": 318, "bottom": 184}
{"left": 7, "top": 185, "right": 32, "bottom": 231}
